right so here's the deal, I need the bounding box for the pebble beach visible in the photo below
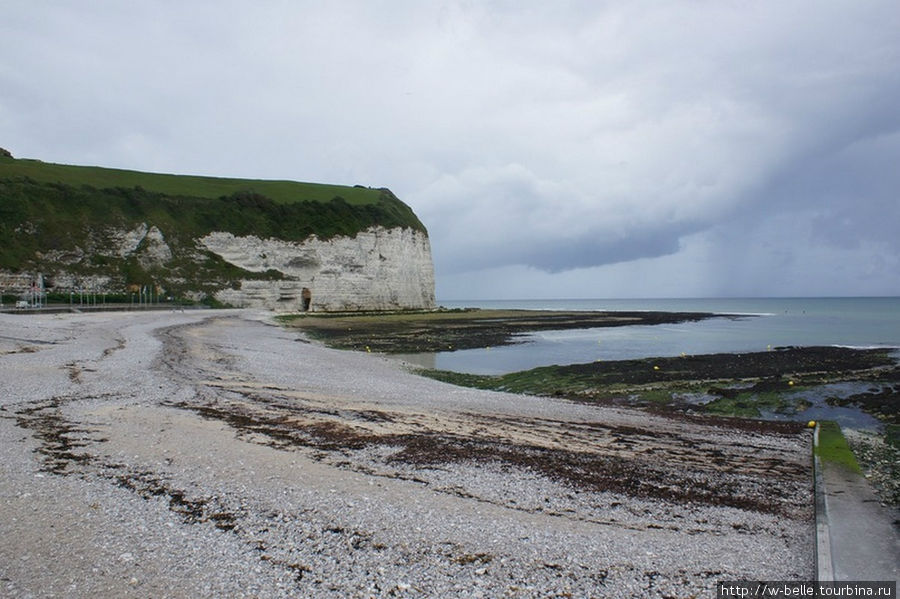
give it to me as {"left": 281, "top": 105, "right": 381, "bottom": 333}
{"left": 0, "top": 310, "right": 814, "bottom": 598}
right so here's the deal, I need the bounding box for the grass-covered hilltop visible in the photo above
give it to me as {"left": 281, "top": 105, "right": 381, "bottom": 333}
{"left": 0, "top": 148, "right": 435, "bottom": 310}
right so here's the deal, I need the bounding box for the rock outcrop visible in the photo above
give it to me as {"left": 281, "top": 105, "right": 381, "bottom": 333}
{"left": 200, "top": 226, "right": 435, "bottom": 311}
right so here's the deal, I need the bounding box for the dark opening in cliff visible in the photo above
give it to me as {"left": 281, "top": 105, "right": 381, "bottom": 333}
{"left": 301, "top": 288, "right": 312, "bottom": 311}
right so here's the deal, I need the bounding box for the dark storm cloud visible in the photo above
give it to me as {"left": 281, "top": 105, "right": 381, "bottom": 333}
{"left": 2, "top": 1, "right": 899, "bottom": 297}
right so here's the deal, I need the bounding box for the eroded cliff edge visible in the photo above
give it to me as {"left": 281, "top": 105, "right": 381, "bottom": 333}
{"left": 0, "top": 153, "right": 436, "bottom": 311}
{"left": 201, "top": 227, "right": 435, "bottom": 311}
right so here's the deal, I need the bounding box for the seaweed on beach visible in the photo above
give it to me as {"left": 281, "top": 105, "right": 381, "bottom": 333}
{"left": 422, "top": 346, "right": 898, "bottom": 420}
{"left": 555, "top": 346, "right": 894, "bottom": 384}
{"left": 171, "top": 397, "right": 808, "bottom": 517}
{"left": 826, "top": 385, "right": 900, "bottom": 425}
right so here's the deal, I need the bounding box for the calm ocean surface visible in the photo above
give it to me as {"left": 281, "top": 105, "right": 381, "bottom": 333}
{"left": 412, "top": 297, "right": 900, "bottom": 375}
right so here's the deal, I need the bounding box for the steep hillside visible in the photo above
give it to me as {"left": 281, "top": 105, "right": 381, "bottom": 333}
{"left": 0, "top": 151, "right": 435, "bottom": 310}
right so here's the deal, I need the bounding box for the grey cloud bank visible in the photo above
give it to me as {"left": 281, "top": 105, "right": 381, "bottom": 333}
{"left": 2, "top": 1, "right": 898, "bottom": 299}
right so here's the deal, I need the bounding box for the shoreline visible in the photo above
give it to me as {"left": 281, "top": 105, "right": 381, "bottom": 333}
{"left": 280, "top": 307, "right": 725, "bottom": 353}
{"left": 284, "top": 308, "right": 899, "bottom": 424}
{"left": 1, "top": 310, "right": 817, "bottom": 596}
{"left": 291, "top": 308, "right": 899, "bottom": 509}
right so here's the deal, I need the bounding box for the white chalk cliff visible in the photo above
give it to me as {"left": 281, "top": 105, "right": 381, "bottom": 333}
{"left": 200, "top": 226, "right": 435, "bottom": 312}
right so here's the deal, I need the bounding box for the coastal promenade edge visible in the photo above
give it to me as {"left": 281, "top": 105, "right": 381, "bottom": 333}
{"left": 813, "top": 423, "right": 900, "bottom": 582}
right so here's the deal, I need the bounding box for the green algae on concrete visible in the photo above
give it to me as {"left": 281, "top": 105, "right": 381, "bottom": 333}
{"left": 816, "top": 421, "right": 862, "bottom": 473}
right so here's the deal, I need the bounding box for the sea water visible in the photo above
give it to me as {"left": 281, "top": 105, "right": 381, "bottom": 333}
{"left": 407, "top": 297, "right": 900, "bottom": 429}
{"left": 419, "top": 297, "right": 900, "bottom": 375}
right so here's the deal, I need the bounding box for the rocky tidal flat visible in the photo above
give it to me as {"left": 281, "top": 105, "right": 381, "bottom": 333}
{"left": 1, "top": 310, "right": 815, "bottom": 598}
{"left": 282, "top": 308, "right": 720, "bottom": 353}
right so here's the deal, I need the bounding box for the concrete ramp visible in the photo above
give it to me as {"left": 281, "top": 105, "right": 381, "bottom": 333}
{"left": 815, "top": 428, "right": 900, "bottom": 581}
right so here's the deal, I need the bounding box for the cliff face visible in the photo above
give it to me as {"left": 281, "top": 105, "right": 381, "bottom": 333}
{"left": 201, "top": 227, "right": 435, "bottom": 311}
{"left": 0, "top": 156, "right": 436, "bottom": 311}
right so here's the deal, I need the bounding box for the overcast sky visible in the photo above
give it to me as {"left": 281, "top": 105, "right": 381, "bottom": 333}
{"left": 2, "top": 1, "right": 899, "bottom": 299}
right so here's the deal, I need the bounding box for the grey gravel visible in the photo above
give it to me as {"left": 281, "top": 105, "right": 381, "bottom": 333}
{"left": 0, "top": 310, "right": 814, "bottom": 598}
{"left": 844, "top": 428, "right": 900, "bottom": 507}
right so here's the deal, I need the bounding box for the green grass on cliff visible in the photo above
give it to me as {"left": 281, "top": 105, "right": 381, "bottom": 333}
{"left": 0, "top": 155, "right": 383, "bottom": 205}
